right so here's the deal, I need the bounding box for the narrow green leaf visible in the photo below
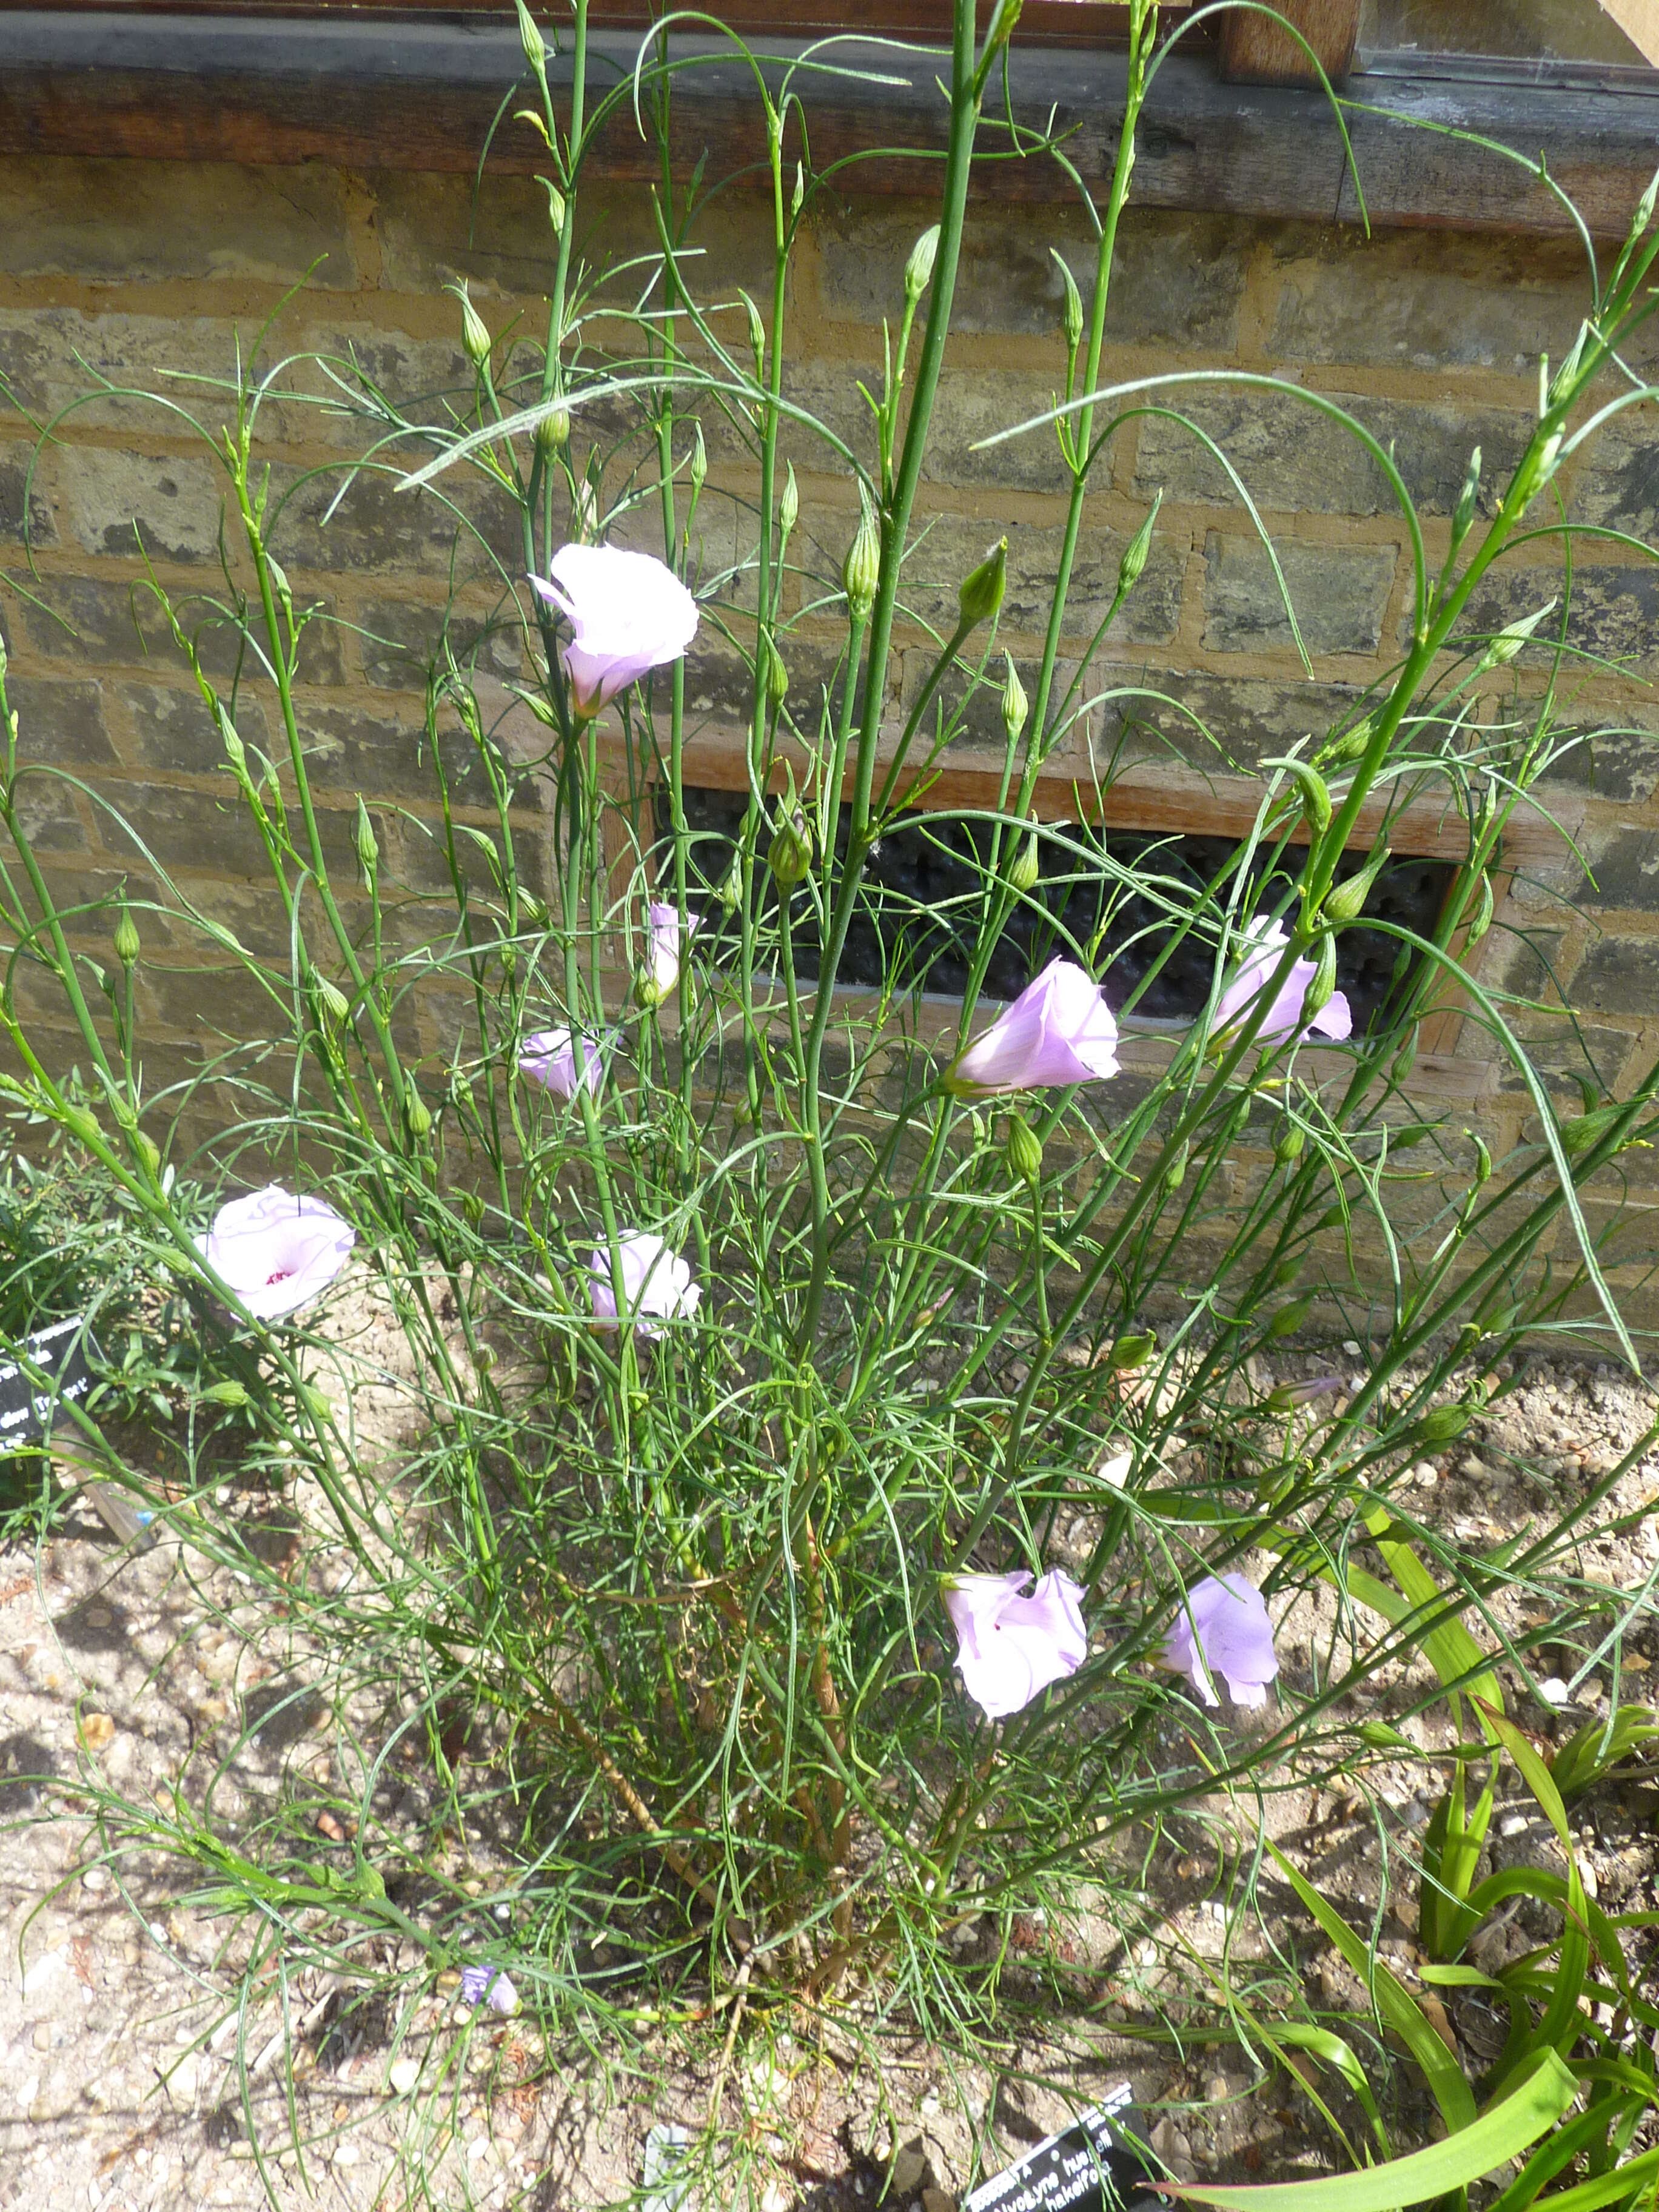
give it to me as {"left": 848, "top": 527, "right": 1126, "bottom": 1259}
{"left": 1159, "top": 2049, "right": 1577, "bottom": 2212}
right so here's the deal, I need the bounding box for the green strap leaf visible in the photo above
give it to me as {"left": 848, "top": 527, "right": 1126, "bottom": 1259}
{"left": 1157, "top": 2049, "right": 1577, "bottom": 2212}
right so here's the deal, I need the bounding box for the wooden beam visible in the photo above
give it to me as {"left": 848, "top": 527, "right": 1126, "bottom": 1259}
{"left": 1217, "top": 0, "right": 1357, "bottom": 88}
{"left": 0, "top": 12, "right": 1652, "bottom": 237}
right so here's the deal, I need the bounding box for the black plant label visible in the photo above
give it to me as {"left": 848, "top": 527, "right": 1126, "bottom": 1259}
{"left": 0, "top": 1317, "right": 97, "bottom": 1452}
{"left": 962, "top": 2085, "right": 1162, "bottom": 2212}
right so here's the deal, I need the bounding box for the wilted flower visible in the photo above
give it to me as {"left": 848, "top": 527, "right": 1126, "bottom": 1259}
{"left": 528, "top": 544, "right": 699, "bottom": 720}
{"left": 518, "top": 1027, "right": 611, "bottom": 1101}
{"left": 196, "top": 1185, "right": 354, "bottom": 1322}
{"left": 587, "top": 1233, "right": 701, "bottom": 1338}
{"left": 943, "top": 1569, "right": 1088, "bottom": 1720}
{"left": 1162, "top": 1574, "right": 1278, "bottom": 1709}
{"left": 459, "top": 1964, "right": 519, "bottom": 2015}
{"left": 947, "top": 957, "right": 1119, "bottom": 1095}
{"left": 1216, "top": 919, "right": 1352, "bottom": 1045}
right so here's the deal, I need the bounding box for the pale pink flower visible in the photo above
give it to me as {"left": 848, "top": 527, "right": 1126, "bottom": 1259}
{"left": 1162, "top": 1574, "right": 1279, "bottom": 1709}
{"left": 645, "top": 903, "right": 699, "bottom": 1002}
{"left": 196, "top": 1185, "right": 354, "bottom": 1322}
{"left": 946, "top": 958, "right": 1119, "bottom": 1095}
{"left": 460, "top": 1964, "right": 519, "bottom": 2014}
{"left": 1216, "top": 919, "right": 1352, "bottom": 1044}
{"left": 517, "top": 1027, "right": 611, "bottom": 1100}
{"left": 943, "top": 1569, "right": 1088, "bottom": 1720}
{"left": 528, "top": 544, "right": 699, "bottom": 719}
{"left": 586, "top": 1232, "right": 701, "bottom": 1339}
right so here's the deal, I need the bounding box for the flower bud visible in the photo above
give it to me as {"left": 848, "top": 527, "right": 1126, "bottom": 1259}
{"left": 957, "top": 537, "right": 1007, "bottom": 632}
{"left": 406, "top": 1091, "right": 432, "bottom": 1140}
{"left": 768, "top": 806, "right": 813, "bottom": 888}
{"left": 1322, "top": 845, "right": 1389, "bottom": 927}
{"left": 535, "top": 400, "right": 570, "bottom": 460}
{"left": 905, "top": 224, "right": 940, "bottom": 304}
{"left": 1005, "top": 1110, "right": 1044, "bottom": 1185}
{"left": 1269, "top": 1293, "right": 1316, "bottom": 1338}
{"left": 1632, "top": 164, "right": 1659, "bottom": 243}
{"left": 1470, "top": 1131, "right": 1492, "bottom": 1184}
{"left": 1000, "top": 654, "right": 1028, "bottom": 746}
{"left": 1117, "top": 494, "right": 1160, "bottom": 596}
{"left": 1466, "top": 870, "right": 1494, "bottom": 946}
{"left": 1274, "top": 1123, "right": 1304, "bottom": 1165}
{"left": 1302, "top": 931, "right": 1338, "bottom": 1019}
{"left": 355, "top": 798, "right": 379, "bottom": 876}
{"left": 717, "top": 856, "right": 743, "bottom": 912}
{"left": 843, "top": 495, "right": 881, "bottom": 623}
{"left": 456, "top": 284, "right": 493, "bottom": 370}
{"left": 1419, "top": 1403, "right": 1470, "bottom": 1444}
{"left": 779, "top": 462, "right": 799, "bottom": 540}
{"left": 1007, "top": 822, "right": 1041, "bottom": 896}
{"left": 743, "top": 290, "right": 766, "bottom": 377}
{"left": 220, "top": 716, "right": 247, "bottom": 776}
{"left": 316, "top": 973, "right": 350, "bottom": 1023}
{"left": 1450, "top": 444, "right": 1481, "bottom": 553}
{"left": 1478, "top": 600, "right": 1555, "bottom": 673}
{"left": 1108, "top": 1330, "right": 1156, "bottom": 1370}
{"left": 516, "top": 0, "right": 546, "bottom": 72}
{"left": 1052, "top": 248, "right": 1084, "bottom": 356}
{"left": 133, "top": 1130, "right": 161, "bottom": 1179}
{"left": 113, "top": 905, "right": 140, "bottom": 968}
{"left": 765, "top": 637, "right": 789, "bottom": 709}
{"left": 201, "top": 1378, "right": 250, "bottom": 1409}
{"left": 542, "top": 179, "right": 566, "bottom": 233}
{"left": 791, "top": 162, "right": 805, "bottom": 223}
{"left": 1163, "top": 1139, "right": 1188, "bottom": 1196}
{"left": 689, "top": 421, "right": 708, "bottom": 495}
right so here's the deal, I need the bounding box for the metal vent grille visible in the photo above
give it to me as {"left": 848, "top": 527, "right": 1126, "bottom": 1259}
{"left": 665, "top": 786, "right": 1453, "bottom": 1032}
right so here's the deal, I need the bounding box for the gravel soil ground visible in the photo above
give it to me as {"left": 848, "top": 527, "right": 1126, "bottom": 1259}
{"left": 3, "top": 1343, "right": 1657, "bottom": 2212}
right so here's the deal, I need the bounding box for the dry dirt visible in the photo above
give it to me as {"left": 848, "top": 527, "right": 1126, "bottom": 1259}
{"left": 2, "top": 1340, "right": 1657, "bottom": 2212}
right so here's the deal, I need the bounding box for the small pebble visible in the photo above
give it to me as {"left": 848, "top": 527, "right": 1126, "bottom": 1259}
{"left": 1538, "top": 1678, "right": 1570, "bottom": 1707}
{"left": 1342, "top": 1339, "right": 1362, "bottom": 1358}
{"left": 1499, "top": 1812, "right": 1529, "bottom": 1837}
{"left": 388, "top": 2058, "right": 420, "bottom": 2095}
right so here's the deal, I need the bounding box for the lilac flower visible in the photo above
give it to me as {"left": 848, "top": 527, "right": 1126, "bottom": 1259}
{"left": 196, "top": 1185, "right": 354, "bottom": 1322}
{"left": 517, "top": 1027, "right": 612, "bottom": 1101}
{"left": 1162, "top": 1574, "right": 1279, "bottom": 1709}
{"left": 1216, "top": 919, "right": 1352, "bottom": 1044}
{"left": 459, "top": 1965, "right": 519, "bottom": 2015}
{"left": 586, "top": 1233, "right": 701, "bottom": 1339}
{"left": 943, "top": 1569, "right": 1088, "bottom": 1720}
{"left": 642, "top": 903, "right": 699, "bottom": 1005}
{"left": 528, "top": 544, "right": 699, "bottom": 720}
{"left": 946, "top": 958, "right": 1120, "bottom": 1096}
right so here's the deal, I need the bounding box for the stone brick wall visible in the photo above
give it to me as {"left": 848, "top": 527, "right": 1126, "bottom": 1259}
{"left": 2, "top": 151, "right": 1655, "bottom": 1305}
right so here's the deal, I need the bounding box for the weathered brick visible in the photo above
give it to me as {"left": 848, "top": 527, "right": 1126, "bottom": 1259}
{"left": 2, "top": 674, "right": 118, "bottom": 767}
{"left": 1574, "top": 931, "right": 1659, "bottom": 1016}
{"left": 814, "top": 204, "right": 1248, "bottom": 350}
{"left": 896, "top": 649, "right": 1094, "bottom": 759}
{"left": 1458, "top": 561, "right": 1659, "bottom": 682}
{"left": 0, "top": 157, "right": 359, "bottom": 288}
{"left": 358, "top": 598, "right": 523, "bottom": 691}
{"left": 95, "top": 779, "right": 359, "bottom": 882}
{"left": 680, "top": 636, "right": 860, "bottom": 739}
{"left": 12, "top": 573, "right": 346, "bottom": 688}
{"left": 1201, "top": 533, "right": 1396, "bottom": 657}
{"left": 270, "top": 461, "right": 521, "bottom": 579}
{"left": 1098, "top": 671, "right": 1362, "bottom": 771}
{"left": 1534, "top": 709, "right": 1659, "bottom": 806}
{"left": 0, "top": 447, "right": 56, "bottom": 546}
{"left": 1493, "top": 1017, "right": 1638, "bottom": 1097}
{"left": 56, "top": 446, "right": 227, "bottom": 565}
{"left": 896, "top": 513, "right": 1183, "bottom": 645}
{"left": 122, "top": 684, "right": 270, "bottom": 777}
{"left": 1577, "top": 826, "right": 1659, "bottom": 911}
{"left": 923, "top": 369, "right": 1099, "bottom": 498}
{"left": 6, "top": 774, "right": 87, "bottom": 854}
{"left": 1570, "top": 409, "right": 1659, "bottom": 541}
{"left": 1265, "top": 226, "right": 1586, "bottom": 375}
{"left": 1134, "top": 390, "right": 1530, "bottom": 519}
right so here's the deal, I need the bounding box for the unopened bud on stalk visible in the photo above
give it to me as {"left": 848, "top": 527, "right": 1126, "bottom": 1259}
{"left": 1478, "top": 600, "right": 1556, "bottom": 672}
{"left": 1322, "top": 845, "right": 1390, "bottom": 927}
{"left": 1274, "top": 1123, "right": 1304, "bottom": 1165}
{"left": 765, "top": 638, "right": 789, "bottom": 709}
{"left": 355, "top": 798, "right": 379, "bottom": 876}
{"left": 843, "top": 495, "right": 881, "bottom": 622}
{"left": 743, "top": 290, "right": 766, "bottom": 377}
{"left": 1450, "top": 445, "right": 1481, "bottom": 553}
{"left": 543, "top": 179, "right": 566, "bottom": 233}
{"left": 316, "top": 973, "right": 350, "bottom": 1023}
{"left": 133, "top": 1130, "right": 160, "bottom": 1179}
{"left": 515, "top": 0, "right": 546, "bottom": 72}
{"left": 113, "top": 905, "right": 140, "bottom": 968}
{"left": 1163, "top": 1139, "right": 1188, "bottom": 1196}
{"left": 1008, "top": 821, "right": 1041, "bottom": 895}
{"left": 455, "top": 284, "right": 493, "bottom": 370}
{"left": 1053, "top": 249, "right": 1084, "bottom": 356}
{"left": 1470, "top": 1130, "right": 1493, "bottom": 1184}
{"left": 1270, "top": 1293, "right": 1316, "bottom": 1338}
{"left": 1302, "top": 931, "right": 1338, "bottom": 1019}
{"left": 957, "top": 538, "right": 1007, "bottom": 632}
{"left": 221, "top": 717, "right": 246, "bottom": 775}
{"left": 1634, "top": 165, "right": 1659, "bottom": 241}
{"left": 1419, "top": 1403, "right": 1471, "bottom": 1444}
{"left": 689, "top": 421, "right": 708, "bottom": 496}
{"left": 406, "top": 1091, "right": 432, "bottom": 1140}
{"left": 1000, "top": 654, "right": 1028, "bottom": 746}
{"left": 535, "top": 400, "right": 570, "bottom": 460}
{"left": 1267, "top": 756, "right": 1332, "bottom": 837}
{"left": 768, "top": 805, "right": 813, "bottom": 888}
{"left": 1108, "top": 1330, "right": 1156, "bottom": 1369}
{"left": 1005, "top": 1110, "right": 1044, "bottom": 1185}
{"left": 779, "top": 462, "right": 799, "bottom": 540}
{"left": 904, "top": 224, "right": 940, "bottom": 303}
{"left": 717, "top": 856, "right": 743, "bottom": 912}
{"left": 1466, "top": 870, "right": 1494, "bottom": 945}
{"left": 791, "top": 162, "right": 805, "bottom": 223}
{"left": 1118, "top": 492, "right": 1161, "bottom": 596}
